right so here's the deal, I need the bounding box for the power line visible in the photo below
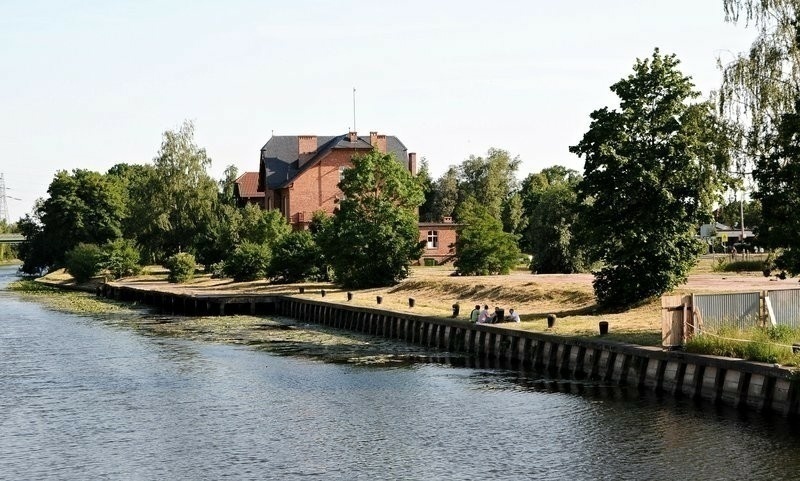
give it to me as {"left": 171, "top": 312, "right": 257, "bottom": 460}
{"left": 0, "top": 174, "right": 8, "bottom": 224}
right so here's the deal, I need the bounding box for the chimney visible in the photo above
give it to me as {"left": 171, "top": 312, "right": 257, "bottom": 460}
{"left": 369, "top": 131, "right": 388, "bottom": 152}
{"left": 348, "top": 131, "right": 358, "bottom": 143}
{"left": 298, "top": 135, "right": 317, "bottom": 168}
{"left": 408, "top": 152, "right": 417, "bottom": 176}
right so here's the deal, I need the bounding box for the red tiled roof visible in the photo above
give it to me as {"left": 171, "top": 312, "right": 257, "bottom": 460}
{"left": 235, "top": 172, "right": 265, "bottom": 199}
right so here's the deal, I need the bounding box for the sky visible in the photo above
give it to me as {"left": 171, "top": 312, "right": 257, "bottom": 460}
{"left": 0, "top": 0, "right": 756, "bottom": 222}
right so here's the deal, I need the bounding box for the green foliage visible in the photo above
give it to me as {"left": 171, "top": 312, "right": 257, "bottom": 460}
{"left": 570, "top": 49, "right": 731, "bottom": 308}
{"left": 686, "top": 325, "right": 800, "bottom": 365}
{"left": 454, "top": 197, "right": 521, "bottom": 275}
{"left": 64, "top": 243, "right": 104, "bottom": 283}
{"left": 165, "top": 252, "right": 197, "bottom": 283}
{"left": 417, "top": 157, "right": 437, "bottom": 222}
{"left": 712, "top": 259, "right": 766, "bottom": 273}
{"left": 223, "top": 242, "right": 271, "bottom": 282}
{"left": 457, "top": 148, "right": 521, "bottom": 223}
{"left": 717, "top": 198, "right": 761, "bottom": 231}
{"left": 430, "top": 166, "right": 459, "bottom": 222}
{"left": 219, "top": 164, "right": 239, "bottom": 206}
{"left": 19, "top": 169, "right": 125, "bottom": 274}
{"left": 101, "top": 239, "right": 141, "bottom": 279}
{"left": 317, "top": 149, "right": 424, "bottom": 288}
{"left": 754, "top": 100, "right": 800, "bottom": 275}
{"left": 519, "top": 166, "right": 585, "bottom": 273}
{"left": 268, "top": 230, "right": 324, "bottom": 283}
{"left": 131, "top": 121, "right": 219, "bottom": 261}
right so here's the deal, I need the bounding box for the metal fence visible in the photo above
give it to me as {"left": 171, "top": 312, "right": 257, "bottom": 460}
{"left": 767, "top": 289, "right": 800, "bottom": 328}
{"left": 694, "top": 292, "right": 761, "bottom": 331}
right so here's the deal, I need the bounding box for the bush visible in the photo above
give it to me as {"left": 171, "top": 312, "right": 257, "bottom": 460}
{"left": 102, "top": 239, "right": 141, "bottom": 279}
{"left": 223, "top": 242, "right": 271, "bottom": 282}
{"left": 64, "top": 243, "right": 104, "bottom": 283}
{"left": 268, "top": 231, "right": 324, "bottom": 283}
{"left": 713, "top": 259, "right": 767, "bottom": 273}
{"left": 165, "top": 252, "right": 196, "bottom": 283}
{"left": 685, "top": 325, "right": 800, "bottom": 365}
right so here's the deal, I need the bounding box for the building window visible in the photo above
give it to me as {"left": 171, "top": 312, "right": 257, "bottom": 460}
{"left": 427, "top": 230, "right": 438, "bottom": 249}
{"left": 339, "top": 166, "right": 348, "bottom": 182}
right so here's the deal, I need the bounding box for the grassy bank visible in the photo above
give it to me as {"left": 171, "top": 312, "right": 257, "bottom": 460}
{"left": 686, "top": 326, "right": 800, "bottom": 366}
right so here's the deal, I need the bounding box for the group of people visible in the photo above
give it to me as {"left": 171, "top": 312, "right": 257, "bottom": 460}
{"left": 469, "top": 304, "right": 520, "bottom": 324}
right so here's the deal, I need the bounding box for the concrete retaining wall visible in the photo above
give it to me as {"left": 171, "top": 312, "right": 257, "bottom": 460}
{"left": 99, "top": 284, "right": 800, "bottom": 418}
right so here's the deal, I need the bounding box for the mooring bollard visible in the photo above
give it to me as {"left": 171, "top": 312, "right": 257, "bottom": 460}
{"left": 409, "top": 298, "right": 415, "bottom": 308}
{"left": 793, "top": 343, "right": 800, "bottom": 354}
{"left": 599, "top": 321, "right": 609, "bottom": 336}
{"left": 377, "top": 295, "right": 383, "bottom": 304}
{"left": 299, "top": 287, "right": 305, "bottom": 294}
{"left": 347, "top": 292, "right": 353, "bottom": 301}
{"left": 452, "top": 303, "right": 460, "bottom": 317}
{"left": 547, "top": 313, "right": 557, "bottom": 328}
{"left": 320, "top": 289, "right": 326, "bottom": 297}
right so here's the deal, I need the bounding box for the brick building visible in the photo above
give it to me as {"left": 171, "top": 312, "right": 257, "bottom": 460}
{"left": 233, "top": 172, "right": 265, "bottom": 207}
{"left": 257, "top": 131, "right": 458, "bottom": 264}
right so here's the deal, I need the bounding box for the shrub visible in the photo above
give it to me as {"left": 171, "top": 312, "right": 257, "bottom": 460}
{"left": 102, "top": 239, "right": 141, "bottom": 279}
{"left": 685, "top": 326, "right": 800, "bottom": 365}
{"left": 268, "top": 231, "right": 324, "bottom": 283}
{"left": 165, "top": 252, "right": 196, "bottom": 283}
{"left": 64, "top": 243, "right": 104, "bottom": 283}
{"left": 223, "top": 242, "right": 271, "bottom": 282}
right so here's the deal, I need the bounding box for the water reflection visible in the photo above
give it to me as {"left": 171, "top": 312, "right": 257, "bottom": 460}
{"left": 4, "top": 265, "right": 800, "bottom": 480}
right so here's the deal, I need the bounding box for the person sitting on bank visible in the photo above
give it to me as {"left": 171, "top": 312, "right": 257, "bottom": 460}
{"left": 470, "top": 304, "right": 481, "bottom": 323}
{"left": 507, "top": 308, "right": 520, "bottom": 323}
{"left": 477, "top": 305, "right": 491, "bottom": 323}
{"left": 489, "top": 306, "right": 502, "bottom": 323}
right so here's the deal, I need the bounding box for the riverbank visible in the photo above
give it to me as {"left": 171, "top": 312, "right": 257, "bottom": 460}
{"left": 30, "top": 260, "right": 800, "bottom": 347}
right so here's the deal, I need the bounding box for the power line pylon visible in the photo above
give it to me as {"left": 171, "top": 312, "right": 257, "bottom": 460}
{"left": 0, "top": 173, "right": 9, "bottom": 224}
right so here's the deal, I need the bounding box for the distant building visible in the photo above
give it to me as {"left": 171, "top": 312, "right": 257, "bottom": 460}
{"left": 257, "top": 131, "right": 457, "bottom": 264}
{"left": 699, "top": 221, "right": 755, "bottom": 246}
{"left": 233, "top": 172, "right": 264, "bottom": 207}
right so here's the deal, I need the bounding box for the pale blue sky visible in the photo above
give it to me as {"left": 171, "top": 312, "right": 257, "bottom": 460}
{"left": 1, "top": 0, "right": 753, "bottom": 221}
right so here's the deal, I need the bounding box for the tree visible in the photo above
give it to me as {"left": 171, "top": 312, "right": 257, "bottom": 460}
{"left": 134, "top": 121, "right": 219, "bottom": 262}
{"left": 754, "top": 101, "right": 800, "bottom": 273}
{"left": 219, "top": 165, "right": 239, "bottom": 206}
{"left": 417, "top": 157, "right": 436, "bottom": 222}
{"left": 453, "top": 197, "right": 521, "bottom": 275}
{"left": 316, "top": 149, "right": 424, "bottom": 288}
{"left": 430, "top": 166, "right": 459, "bottom": 222}
{"left": 716, "top": 197, "right": 761, "bottom": 230}
{"left": 19, "top": 169, "right": 125, "bottom": 274}
{"left": 519, "top": 167, "right": 585, "bottom": 273}
{"left": 570, "top": 49, "right": 732, "bottom": 308}
{"left": 457, "top": 148, "right": 521, "bottom": 223}
{"left": 268, "top": 230, "right": 325, "bottom": 283}
{"left": 720, "top": 2, "right": 800, "bottom": 272}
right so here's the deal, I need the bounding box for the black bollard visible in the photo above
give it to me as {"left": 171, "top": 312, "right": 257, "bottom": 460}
{"left": 793, "top": 343, "right": 800, "bottom": 354}
{"left": 409, "top": 298, "right": 415, "bottom": 308}
{"left": 599, "top": 321, "right": 609, "bottom": 336}
{"left": 347, "top": 292, "right": 353, "bottom": 301}
{"left": 547, "top": 313, "right": 557, "bottom": 328}
{"left": 377, "top": 296, "right": 383, "bottom": 304}
{"left": 320, "top": 289, "right": 326, "bottom": 297}
{"left": 299, "top": 287, "right": 305, "bottom": 294}
{"left": 452, "top": 303, "right": 460, "bottom": 317}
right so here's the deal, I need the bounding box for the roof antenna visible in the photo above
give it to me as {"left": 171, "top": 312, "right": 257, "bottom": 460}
{"left": 352, "top": 87, "right": 356, "bottom": 132}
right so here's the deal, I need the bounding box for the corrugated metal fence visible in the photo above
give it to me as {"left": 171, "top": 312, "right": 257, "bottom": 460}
{"left": 692, "top": 289, "right": 800, "bottom": 331}
{"left": 694, "top": 292, "right": 761, "bottom": 331}
{"left": 768, "top": 289, "right": 800, "bottom": 328}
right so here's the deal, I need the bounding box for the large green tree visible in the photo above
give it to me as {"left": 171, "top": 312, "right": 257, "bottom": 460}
{"left": 133, "top": 121, "right": 219, "bottom": 262}
{"left": 430, "top": 166, "right": 459, "bottom": 222}
{"left": 316, "top": 149, "right": 424, "bottom": 288}
{"left": 720, "top": 1, "right": 800, "bottom": 272}
{"left": 19, "top": 169, "right": 125, "bottom": 274}
{"left": 520, "top": 166, "right": 585, "bottom": 273}
{"left": 754, "top": 101, "right": 800, "bottom": 272}
{"left": 457, "top": 148, "right": 521, "bottom": 223}
{"left": 453, "top": 197, "right": 521, "bottom": 276}
{"left": 570, "top": 49, "right": 732, "bottom": 308}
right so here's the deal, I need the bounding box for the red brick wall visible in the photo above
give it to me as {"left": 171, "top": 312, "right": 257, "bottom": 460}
{"left": 418, "top": 224, "right": 458, "bottom": 264}
{"left": 287, "top": 149, "right": 363, "bottom": 225}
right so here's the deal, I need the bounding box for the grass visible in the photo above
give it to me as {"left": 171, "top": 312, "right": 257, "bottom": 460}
{"left": 685, "top": 325, "right": 800, "bottom": 366}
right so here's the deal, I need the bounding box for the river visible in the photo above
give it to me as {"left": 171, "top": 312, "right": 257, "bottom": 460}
{"left": 2, "top": 265, "right": 800, "bottom": 480}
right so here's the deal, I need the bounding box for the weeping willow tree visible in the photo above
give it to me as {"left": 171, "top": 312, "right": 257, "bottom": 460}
{"left": 720, "top": 1, "right": 800, "bottom": 273}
